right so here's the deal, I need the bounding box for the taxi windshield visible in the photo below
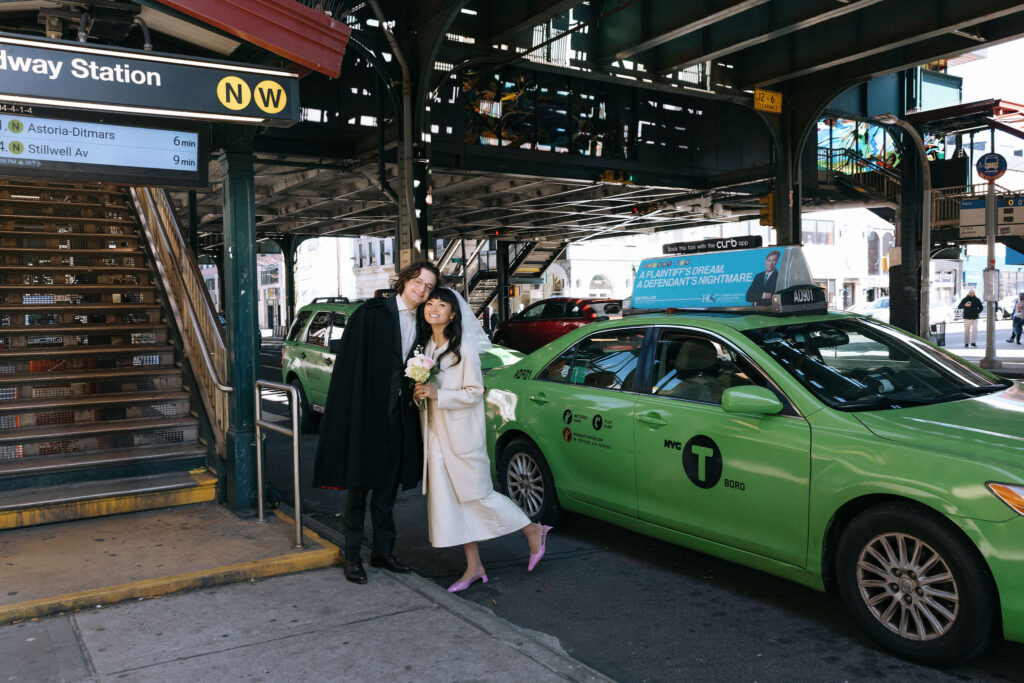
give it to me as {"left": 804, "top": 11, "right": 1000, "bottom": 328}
{"left": 742, "top": 318, "right": 1011, "bottom": 411}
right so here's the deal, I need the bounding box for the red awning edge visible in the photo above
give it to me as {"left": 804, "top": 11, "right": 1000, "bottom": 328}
{"left": 154, "top": 0, "right": 351, "bottom": 78}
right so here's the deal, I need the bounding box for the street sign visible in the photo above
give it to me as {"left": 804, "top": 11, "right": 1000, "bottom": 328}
{"left": 976, "top": 152, "right": 1006, "bottom": 182}
{"left": 960, "top": 195, "right": 1024, "bottom": 238}
{"left": 753, "top": 89, "right": 782, "bottom": 114}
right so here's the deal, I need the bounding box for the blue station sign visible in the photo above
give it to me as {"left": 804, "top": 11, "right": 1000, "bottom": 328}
{"left": 632, "top": 246, "right": 823, "bottom": 313}
{"left": 0, "top": 32, "right": 299, "bottom": 126}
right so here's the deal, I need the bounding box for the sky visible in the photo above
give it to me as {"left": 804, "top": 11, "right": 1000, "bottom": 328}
{"left": 948, "top": 38, "right": 1024, "bottom": 188}
{"left": 950, "top": 38, "right": 1024, "bottom": 103}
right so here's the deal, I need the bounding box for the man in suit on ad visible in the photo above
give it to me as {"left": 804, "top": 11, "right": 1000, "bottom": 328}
{"left": 745, "top": 249, "right": 781, "bottom": 304}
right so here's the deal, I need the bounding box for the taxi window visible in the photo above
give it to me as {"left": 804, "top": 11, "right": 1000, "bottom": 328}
{"left": 536, "top": 345, "right": 575, "bottom": 383}
{"left": 537, "top": 329, "right": 646, "bottom": 389}
{"left": 650, "top": 331, "right": 759, "bottom": 405}
{"left": 305, "top": 311, "right": 331, "bottom": 348}
{"left": 286, "top": 310, "right": 312, "bottom": 343}
{"left": 329, "top": 312, "right": 347, "bottom": 342}
{"left": 571, "top": 330, "right": 646, "bottom": 389}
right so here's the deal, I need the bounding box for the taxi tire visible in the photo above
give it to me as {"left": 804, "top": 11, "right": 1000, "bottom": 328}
{"left": 835, "top": 502, "right": 998, "bottom": 666}
{"left": 498, "top": 438, "right": 564, "bottom": 526}
{"left": 290, "top": 378, "right": 320, "bottom": 433}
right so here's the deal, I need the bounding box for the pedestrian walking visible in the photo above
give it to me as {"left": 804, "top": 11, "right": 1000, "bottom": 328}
{"left": 312, "top": 261, "right": 440, "bottom": 584}
{"left": 1008, "top": 292, "right": 1024, "bottom": 344}
{"left": 412, "top": 287, "right": 550, "bottom": 593}
{"left": 957, "top": 288, "right": 984, "bottom": 347}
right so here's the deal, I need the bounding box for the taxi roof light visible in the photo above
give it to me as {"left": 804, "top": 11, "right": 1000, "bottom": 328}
{"left": 987, "top": 482, "right": 1024, "bottom": 516}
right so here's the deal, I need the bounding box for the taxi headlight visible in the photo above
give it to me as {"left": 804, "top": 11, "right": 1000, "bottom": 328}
{"left": 987, "top": 482, "right": 1024, "bottom": 516}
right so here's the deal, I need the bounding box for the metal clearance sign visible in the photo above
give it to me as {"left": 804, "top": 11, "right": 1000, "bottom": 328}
{"left": 0, "top": 32, "right": 299, "bottom": 126}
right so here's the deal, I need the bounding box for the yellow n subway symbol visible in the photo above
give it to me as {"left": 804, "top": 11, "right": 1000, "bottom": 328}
{"left": 254, "top": 80, "right": 287, "bottom": 114}
{"left": 217, "top": 76, "right": 251, "bottom": 111}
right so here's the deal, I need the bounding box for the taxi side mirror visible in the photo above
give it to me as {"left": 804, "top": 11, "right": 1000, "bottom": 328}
{"left": 721, "top": 386, "right": 784, "bottom": 415}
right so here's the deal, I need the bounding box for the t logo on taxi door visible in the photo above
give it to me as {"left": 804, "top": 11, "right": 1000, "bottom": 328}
{"left": 682, "top": 435, "right": 722, "bottom": 489}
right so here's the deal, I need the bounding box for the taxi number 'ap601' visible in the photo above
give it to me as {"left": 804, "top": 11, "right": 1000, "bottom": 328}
{"left": 483, "top": 246, "right": 1024, "bottom": 666}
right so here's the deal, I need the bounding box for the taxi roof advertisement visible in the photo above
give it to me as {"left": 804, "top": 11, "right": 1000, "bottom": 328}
{"left": 0, "top": 32, "right": 299, "bottom": 126}
{"left": 632, "top": 246, "right": 815, "bottom": 310}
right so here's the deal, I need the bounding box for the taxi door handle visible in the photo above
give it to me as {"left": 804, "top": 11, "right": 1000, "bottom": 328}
{"left": 529, "top": 392, "right": 550, "bottom": 405}
{"left": 637, "top": 412, "right": 667, "bottom": 427}
{"left": 299, "top": 352, "right": 307, "bottom": 359}
{"left": 323, "top": 357, "right": 333, "bottom": 366}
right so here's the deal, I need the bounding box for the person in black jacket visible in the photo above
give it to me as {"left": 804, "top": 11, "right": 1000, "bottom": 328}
{"left": 957, "top": 288, "right": 984, "bottom": 348}
{"left": 312, "top": 261, "right": 440, "bottom": 584}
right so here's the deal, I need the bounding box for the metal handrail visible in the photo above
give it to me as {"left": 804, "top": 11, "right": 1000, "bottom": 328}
{"left": 132, "top": 188, "right": 232, "bottom": 393}
{"left": 255, "top": 380, "right": 303, "bottom": 549}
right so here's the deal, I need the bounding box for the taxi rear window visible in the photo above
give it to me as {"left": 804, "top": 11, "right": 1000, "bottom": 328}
{"left": 537, "top": 329, "right": 646, "bottom": 390}
{"left": 286, "top": 309, "right": 312, "bottom": 342}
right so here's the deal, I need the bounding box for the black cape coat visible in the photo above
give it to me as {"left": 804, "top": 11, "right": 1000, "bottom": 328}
{"left": 311, "top": 296, "right": 423, "bottom": 492}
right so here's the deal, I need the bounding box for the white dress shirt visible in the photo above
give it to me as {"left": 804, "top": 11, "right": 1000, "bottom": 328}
{"left": 396, "top": 294, "right": 417, "bottom": 358}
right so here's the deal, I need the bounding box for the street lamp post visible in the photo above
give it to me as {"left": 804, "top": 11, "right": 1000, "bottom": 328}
{"left": 874, "top": 114, "right": 931, "bottom": 338}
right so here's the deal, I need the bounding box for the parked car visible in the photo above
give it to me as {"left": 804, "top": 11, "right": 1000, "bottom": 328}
{"left": 281, "top": 296, "right": 523, "bottom": 432}
{"left": 491, "top": 297, "right": 623, "bottom": 353}
{"left": 999, "top": 294, "right": 1021, "bottom": 320}
{"left": 848, "top": 296, "right": 953, "bottom": 325}
{"left": 483, "top": 305, "right": 1023, "bottom": 666}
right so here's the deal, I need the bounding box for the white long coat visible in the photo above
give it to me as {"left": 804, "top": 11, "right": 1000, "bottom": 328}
{"left": 419, "top": 338, "right": 493, "bottom": 503}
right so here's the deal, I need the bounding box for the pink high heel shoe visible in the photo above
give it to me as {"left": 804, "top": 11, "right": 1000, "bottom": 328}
{"left": 527, "top": 525, "right": 553, "bottom": 572}
{"left": 447, "top": 568, "right": 488, "bottom": 593}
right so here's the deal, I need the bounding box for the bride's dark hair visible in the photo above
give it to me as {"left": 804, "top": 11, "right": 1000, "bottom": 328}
{"left": 415, "top": 287, "right": 463, "bottom": 367}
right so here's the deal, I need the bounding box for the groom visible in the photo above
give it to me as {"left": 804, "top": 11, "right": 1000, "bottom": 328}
{"left": 312, "top": 260, "right": 440, "bottom": 584}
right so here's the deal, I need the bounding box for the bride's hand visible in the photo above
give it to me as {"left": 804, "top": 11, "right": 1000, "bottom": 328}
{"left": 413, "top": 383, "right": 437, "bottom": 401}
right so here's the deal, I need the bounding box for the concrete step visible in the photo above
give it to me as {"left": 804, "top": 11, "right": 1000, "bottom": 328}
{"left": 0, "top": 415, "right": 198, "bottom": 445}
{"left": 0, "top": 366, "right": 181, "bottom": 387}
{"left": 0, "top": 344, "right": 174, "bottom": 359}
{"left": 0, "top": 470, "right": 217, "bottom": 530}
{"left": 0, "top": 390, "right": 190, "bottom": 415}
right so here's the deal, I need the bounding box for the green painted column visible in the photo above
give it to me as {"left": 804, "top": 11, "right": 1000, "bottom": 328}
{"left": 219, "top": 137, "right": 258, "bottom": 516}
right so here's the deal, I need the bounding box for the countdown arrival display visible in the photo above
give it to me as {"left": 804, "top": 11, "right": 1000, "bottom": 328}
{"left": 0, "top": 107, "right": 207, "bottom": 187}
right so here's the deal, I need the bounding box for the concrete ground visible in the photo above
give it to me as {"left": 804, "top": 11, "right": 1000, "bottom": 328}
{"left": 0, "top": 504, "right": 608, "bottom": 682}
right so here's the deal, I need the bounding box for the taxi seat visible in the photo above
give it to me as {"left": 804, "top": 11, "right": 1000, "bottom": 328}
{"left": 583, "top": 369, "right": 618, "bottom": 388}
{"left": 668, "top": 339, "right": 726, "bottom": 403}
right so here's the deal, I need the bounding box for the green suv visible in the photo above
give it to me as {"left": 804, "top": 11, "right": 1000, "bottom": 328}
{"left": 282, "top": 296, "right": 523, "bottom": 432}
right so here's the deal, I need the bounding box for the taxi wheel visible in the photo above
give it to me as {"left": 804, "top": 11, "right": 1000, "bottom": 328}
{"left": 498, "top": 438, "right": 563, "bottom": 525}
{"left": 290, "top": 379, "right": 320, "bottom": 433}
{"left": 835, "top": 502, "right": 998, "bottom": 665}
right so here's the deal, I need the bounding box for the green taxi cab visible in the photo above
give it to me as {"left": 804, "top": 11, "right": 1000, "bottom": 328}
{"left": 483, "top": 249, "right": 1024, "bottom": 665}
{"left": 282, "top": 296, "right": 522, "bottom": 432}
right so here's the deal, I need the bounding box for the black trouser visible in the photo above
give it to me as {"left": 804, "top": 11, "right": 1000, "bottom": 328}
{"left": 343, "top": 480, "right": 400, "bottom": 562}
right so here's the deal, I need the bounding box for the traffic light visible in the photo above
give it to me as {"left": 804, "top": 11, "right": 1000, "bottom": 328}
{"left": 631, "top": 203, "right": 659, "bottom": 216}
{"left": 600, "top": 169, "right": 635, "bottom": 184}
{"left": 506, "top": 285, "right": 519, "bottom": 298}
{"left": 758, "top": 192, "right": 775, "bottom": 226}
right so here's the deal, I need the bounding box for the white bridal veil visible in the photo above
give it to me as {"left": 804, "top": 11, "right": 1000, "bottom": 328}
{"left": 449, "top": 288, "right": 492, "bottom": 357}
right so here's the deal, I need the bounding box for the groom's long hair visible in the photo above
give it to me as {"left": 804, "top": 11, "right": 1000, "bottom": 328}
{"left": 415, "top": 287, "right": 463, "bottom": 367}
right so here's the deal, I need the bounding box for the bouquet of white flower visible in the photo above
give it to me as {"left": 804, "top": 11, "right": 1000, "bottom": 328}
{"left": 405, "top": 346, "right": 439, "bottom": 411}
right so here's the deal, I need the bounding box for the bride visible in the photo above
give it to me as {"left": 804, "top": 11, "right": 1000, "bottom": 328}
{"left": 412, "top": 287, "right": 551, "bottom": 592}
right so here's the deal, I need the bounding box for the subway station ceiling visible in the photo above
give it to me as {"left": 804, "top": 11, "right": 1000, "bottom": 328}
{"left": 2, "top": 1, "right": 1024, "bottom": 247}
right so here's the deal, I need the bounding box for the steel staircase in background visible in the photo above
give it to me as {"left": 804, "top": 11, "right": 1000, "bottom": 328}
{"left": 439, "top": 237, "right": 570, "bottom": 315}
{"left": 0, "top": 180, "right": 215, "bottom": 530}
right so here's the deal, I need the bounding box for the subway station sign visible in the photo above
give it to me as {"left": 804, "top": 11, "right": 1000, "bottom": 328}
{"left": 0, "top": 32, "right": 299, "bottom": 126}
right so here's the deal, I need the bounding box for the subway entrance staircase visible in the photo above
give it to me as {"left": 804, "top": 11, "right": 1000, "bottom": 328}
{"left": 0, "top": 180, "right": 215, "bottom": 531}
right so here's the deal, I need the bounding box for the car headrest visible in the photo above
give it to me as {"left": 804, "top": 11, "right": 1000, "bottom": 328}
{"left": 674, "top": 339, "right": 718, "bottom": 372}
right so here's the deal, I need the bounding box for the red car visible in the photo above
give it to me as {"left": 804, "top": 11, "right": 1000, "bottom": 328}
{"left": 491, "top": 297, "right": 623, "bottom": 353}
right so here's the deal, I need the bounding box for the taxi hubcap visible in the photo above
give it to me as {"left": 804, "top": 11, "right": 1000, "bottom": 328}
{"left": 856, "top": 532, "right": 959, "bottom": 641}
{"left": 506, "top": 451, "right": 544, "bottom": 518}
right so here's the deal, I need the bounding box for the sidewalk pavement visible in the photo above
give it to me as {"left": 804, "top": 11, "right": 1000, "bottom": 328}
{"left": 0, "top": 504, "right": 608, "bottom": 682}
